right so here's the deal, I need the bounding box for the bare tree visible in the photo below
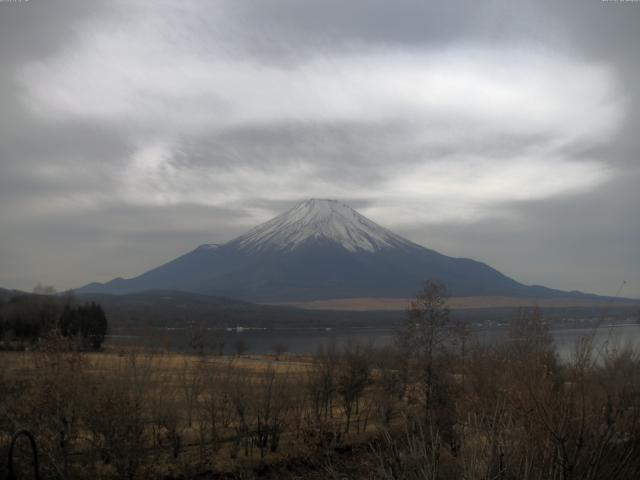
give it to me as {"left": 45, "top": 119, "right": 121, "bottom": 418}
{"left": 83, "top": 351, "right": 155, "bottom": 480}
{"left": 307, "top": 344, "right": 339, "bottom": 423}
{"left": 372, "top": 346, "right": 405, "bottom": 428}
{"left": 198, "top": 359, "right": 235, "bottom": 460}
{"left": 337, "top": 344, "right": 372, "bottom": 433}
{"left": 399, "top": 281, "right": 451, "bottom": 422}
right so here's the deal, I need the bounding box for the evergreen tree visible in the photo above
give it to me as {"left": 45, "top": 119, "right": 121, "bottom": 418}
{"left": 57, "top": 301, "right": 109, "bottom": 350}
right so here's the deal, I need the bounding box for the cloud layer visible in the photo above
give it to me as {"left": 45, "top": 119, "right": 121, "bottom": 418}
{"left": 1, "top": 0, "right": 638, "bottom": 297}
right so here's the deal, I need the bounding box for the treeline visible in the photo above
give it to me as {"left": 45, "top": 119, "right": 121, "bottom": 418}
{"left": 1, "top": 282, "right": 639, "bottom": 479}
{"left": 0, "top": 291, "right": 108, "bottom": 350}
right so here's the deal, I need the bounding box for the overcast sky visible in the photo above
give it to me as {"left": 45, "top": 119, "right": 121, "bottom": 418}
{"left": 1, "top": 0, "right": 639, "bottom": 298}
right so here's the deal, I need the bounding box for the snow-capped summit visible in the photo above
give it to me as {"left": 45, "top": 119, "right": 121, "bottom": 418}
{"left": 232, "top": 199, "right": 411, "bottom": 253}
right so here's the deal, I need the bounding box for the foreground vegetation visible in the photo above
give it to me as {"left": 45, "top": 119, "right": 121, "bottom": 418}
{"left": 1, "top": 282, "right": 640, "bottom": 479}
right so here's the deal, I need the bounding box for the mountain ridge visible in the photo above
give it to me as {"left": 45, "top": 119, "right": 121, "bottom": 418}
{"left": 75, "top": 199, "right": 620, "bottom": 302}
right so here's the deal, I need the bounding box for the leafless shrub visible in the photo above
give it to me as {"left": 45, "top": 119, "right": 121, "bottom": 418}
{"left": 16, "top": 334, "right": 89, "bottom": 478}
{"left": 370, "top": 419, "right": 442, "bottom": 480}
{"left": 307, "top": 344, "right": 339, "bottom": 424}
{"left": 180, "top": 357, "right": 205, "bottom": 428}
{"left": 337, "top": 343, "right": 373, "bottom": 433}
{"left": 82, "top": 351, "right": 155, "bottom": 479}
{"left": 198, "top": 359, "right": 235, "bottom": 460}
{"left": 253, "top": 366, "right": 290, "bottom": 458}
{"left": 229, "top": 366, "right": 254, "bottom": 459}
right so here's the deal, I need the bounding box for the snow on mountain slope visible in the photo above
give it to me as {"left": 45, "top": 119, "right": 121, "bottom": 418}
{"left": 232, "top": 199, "right": 413, "bottom": 253}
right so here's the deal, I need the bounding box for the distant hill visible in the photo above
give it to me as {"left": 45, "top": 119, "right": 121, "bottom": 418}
{"left": 77, "top": 199, "right": 634, "bottom": 303}
{"left": 77, "top": 290, "right": 638, "bottom": 329}
{"left": 2, "top": 288, "right": 635, "bottom": 329}
{"left": 76, "top": 290, "right": 403, "bottom": 328}
{"left": 0, "top": 287, "right": 26, "bottom": 302}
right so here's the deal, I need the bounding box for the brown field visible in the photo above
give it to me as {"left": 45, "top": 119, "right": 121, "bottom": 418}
{"left": 2, "top": 306, "right": 640, "bottom": 479}
{"left": 270, "top": 295, "right": 633, "bottom": 311}
{"left": 0, "top": 345, "right": 396, "bottom": 479}
{"left": 1, "top": 349, "right": 313, "bottom": 377}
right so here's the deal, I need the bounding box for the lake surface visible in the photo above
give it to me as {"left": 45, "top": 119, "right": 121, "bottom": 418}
{"left": 106, "top": 323, "right": 640, "bottom": 361}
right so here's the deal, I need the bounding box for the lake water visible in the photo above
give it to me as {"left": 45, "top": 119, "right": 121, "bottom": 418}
{"left": 106, "top": 323, "right": 640, "bottom": 361}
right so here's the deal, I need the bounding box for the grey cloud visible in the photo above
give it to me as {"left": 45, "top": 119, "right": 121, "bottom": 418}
{"left": 0, "top": 0, "right": 638, "bottom": 297}
{"left": 0, "top": 0, "right": 113, "bottom": 66}
{"left": 0, "top": 202, "right": 253, "bottom": 287}
{"left": 223, "top": 0, "right": 555, "bottom": 60}
{"left": 401, "top": 173, "right": 640, "bottom": 297}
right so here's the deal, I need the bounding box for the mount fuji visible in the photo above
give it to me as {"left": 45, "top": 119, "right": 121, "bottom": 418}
{"left": 76, "top": 199, "right": 597, "bottom": 302}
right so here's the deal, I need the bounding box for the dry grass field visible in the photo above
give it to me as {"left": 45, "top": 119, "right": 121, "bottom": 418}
{"left": 2, "top": 300, "right": 640, "bottom": 479}
{"left": 272, "top": 295, "right": 634, "bottom": 311}
{"left": 0, "top": 344, "right": 388, "bottom": 479}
